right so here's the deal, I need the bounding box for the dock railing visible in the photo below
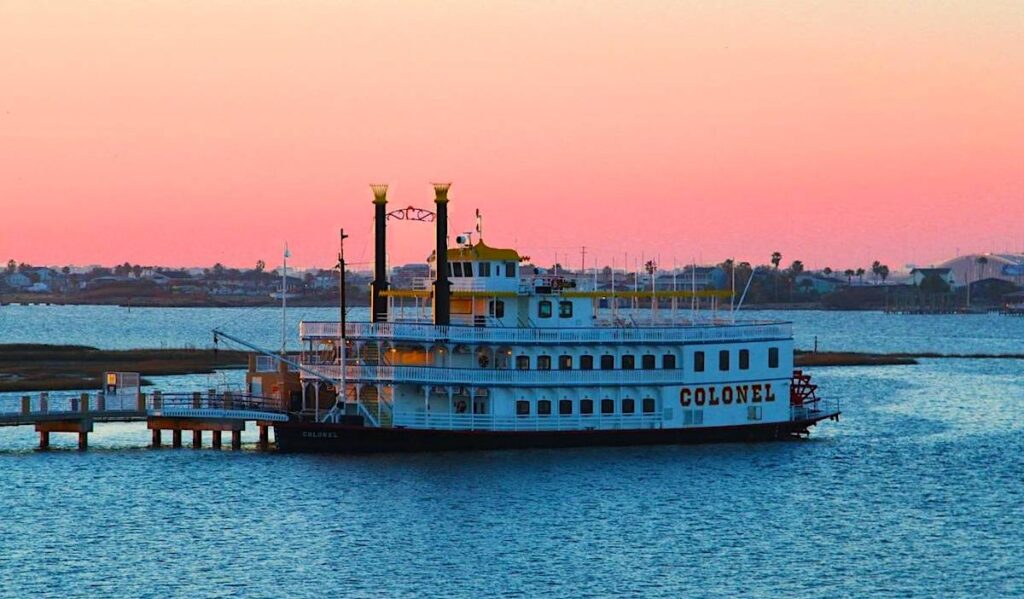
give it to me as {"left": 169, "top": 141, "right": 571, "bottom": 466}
{"left": 0, "top": 391, "right": 289, "bottom": 425}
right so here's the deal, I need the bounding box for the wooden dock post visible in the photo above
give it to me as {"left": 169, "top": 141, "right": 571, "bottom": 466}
{"left": 258, "top": 424, "right": 269, "bottom": 449}
{"left": 231, "top": 430, "right": 242, "bottom": 450}
{"left": 39, "top": 430, "right": 49, "bottom": 449}
{"left": 211, "top": 430, "right": 222, "bottom": 448}
{"left": 78, "top": 431, "right": 88, "bottom": 450}
{"left": 152, "top": 428, "right": 162, "bottom": 447}
{"left": 192, "top": 430, "right": 202, "bottom": 448}
{"left": 172, "top": 429, "right": 182, "bottom": 448}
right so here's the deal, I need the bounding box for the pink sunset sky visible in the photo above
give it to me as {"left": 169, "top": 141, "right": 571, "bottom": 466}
{"left": 1, "top": 1, "right": 1021, "bottom": 272}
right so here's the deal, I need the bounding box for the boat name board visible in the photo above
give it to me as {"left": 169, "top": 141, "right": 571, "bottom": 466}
{"left": 680, "top": 383, "right": 778, "bottom": 407}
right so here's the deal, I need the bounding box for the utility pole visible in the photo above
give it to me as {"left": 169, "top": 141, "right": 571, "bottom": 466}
{"left": 580, "top": 246, "right": 587, "bottom": 275}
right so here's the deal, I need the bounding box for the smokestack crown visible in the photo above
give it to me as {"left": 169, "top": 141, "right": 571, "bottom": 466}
{"left": 370, "top": 184, "right": 389, "bottom": 205}
{"left": 432, "top": 183, "right": 451, "bottom": 203}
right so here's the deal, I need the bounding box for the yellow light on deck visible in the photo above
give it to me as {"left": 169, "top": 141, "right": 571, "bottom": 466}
{"left": 106, "top": 373, "right": 117, "bottom": 385}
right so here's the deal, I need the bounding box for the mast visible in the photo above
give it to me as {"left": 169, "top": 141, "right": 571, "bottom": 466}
{"left": 339, "top": 228, "right": 348, "bottom": 339}
{"left": 281, "top": 243, "right": 290, "bottom": 355}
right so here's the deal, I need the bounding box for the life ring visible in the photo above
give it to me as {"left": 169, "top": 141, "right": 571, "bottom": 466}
{"left": 455, "top": 400, "right": 468, "bottom": 414}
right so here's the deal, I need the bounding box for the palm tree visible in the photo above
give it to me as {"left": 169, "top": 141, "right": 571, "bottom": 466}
{"left": 878, "top": 265, "right": 890, "bottom": 283}
{"left": 823, "top": 267, "right": 833, "bottom": 277}
{"left": 770, "top": 252, "right": 782, "bottom": 301}
{"left": 856, "top": 267, "right": 865, "bottom": 284}
{"left": 5, "top": 259, "right": 15, "bottom": 274}
{"left": 844, "top": 269, "right": 855, "bottom": 284}
{"left": 255, "top": 259, "right": 266, "bottom": 273}
{"left": 871, "top": 260, "right": 882, "bottom": 283}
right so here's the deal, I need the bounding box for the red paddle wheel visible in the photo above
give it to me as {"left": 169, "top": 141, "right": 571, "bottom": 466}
{"left": 790, "top": 370, "right": 819, "bottom": 407}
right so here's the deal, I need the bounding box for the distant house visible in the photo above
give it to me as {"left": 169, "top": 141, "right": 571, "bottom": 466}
{"left": 794, "top": 274, "right": 845, "bottom": 295}
{"left": 4, "top": 272, "right": 32, "bottom": 289}
{"left": 910, "top": 268, "right": 956, "bottom": 288}
{"left": 656, "top": 266, "right": 728, "bottom": 291}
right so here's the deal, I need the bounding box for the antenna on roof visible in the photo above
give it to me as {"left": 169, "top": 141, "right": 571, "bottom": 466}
{"left": 475, "top": 208, "right": 483, "bottom": 240}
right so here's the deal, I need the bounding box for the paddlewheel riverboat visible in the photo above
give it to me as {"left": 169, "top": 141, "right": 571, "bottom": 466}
{"left": 232, "top": 183, "right": 839, "bottom": 452}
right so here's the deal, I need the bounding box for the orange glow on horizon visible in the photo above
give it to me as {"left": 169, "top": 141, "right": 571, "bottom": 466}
{"left": 1, "top": 1, "right": 1022, "bottom": 272}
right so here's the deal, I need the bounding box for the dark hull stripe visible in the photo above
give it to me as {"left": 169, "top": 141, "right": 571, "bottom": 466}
{"left": 273, "top": 416, "right": 836, "bottom": 453}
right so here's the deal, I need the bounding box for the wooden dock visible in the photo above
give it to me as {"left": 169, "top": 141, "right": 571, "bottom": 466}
{"left": 0, "top": 390, "right": 287, "bottom": 450}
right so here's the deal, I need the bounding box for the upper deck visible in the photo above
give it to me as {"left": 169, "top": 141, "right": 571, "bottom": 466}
{"left": 300, "top": 319, "right": 792, "bottom": 345}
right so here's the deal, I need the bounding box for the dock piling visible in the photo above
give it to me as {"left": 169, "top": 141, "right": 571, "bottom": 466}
{"left": 231, "top": 430, "right": 242, "bottom": 450}
{"left": 192, "top": 430, "right": 202, "bottom": 448}
{"left": 258, "top": 424, "right": 269, "bottom": 449}
{"left": 78, "top": 431, "right": 88, "bottom": 450}
{"left": 39, "top": 430, "right": 49, "bottom": 449}
{"left": 212, "top": 430, "right": 222, "bottom": 448}
{"left": 152, "top": 428, "right": 162, "bottom": 447}
{"left": 172, "top": 429, "right": 182, "bottom": 448}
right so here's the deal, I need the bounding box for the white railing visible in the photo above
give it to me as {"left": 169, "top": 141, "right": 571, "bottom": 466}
{"left": 300, "top": 320, "right": 791, "bottom": 345}
{"left": 791, "top": 399, "right": 841, "bottom": 422}
{"left": 298, "top": 364, "right": 699, "bottom": 386}
{"left": 392, "top": 411, "right": 662, "bottom": 431}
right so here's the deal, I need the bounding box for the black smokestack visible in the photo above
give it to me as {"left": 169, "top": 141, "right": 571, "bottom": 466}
{"left": 370, "top": 184, "right": 389, "bottom": 323}
{"left": 432, "top": 183, "right": 451, "bottom": 326}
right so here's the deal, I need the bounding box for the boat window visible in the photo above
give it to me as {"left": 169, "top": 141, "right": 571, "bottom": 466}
{"left": 719, "top": 350, "right": 730, "bottom": 371}
{"left": 621, "top": 398, "right": 635, "bottom": 414}
{"left": 516, "top": 400, "right": 530, "bottom": 415}
{"left": 694, "top": 351, "right": 705, "bottom": 372}
{"left": 621, "top": 355, "right": 635, "bottom": 370}
{"left": 559, "top": 399, "right": 573, "bottom": 415}
{"left": 558, "top": 355, "right": 573, "bottom": 370}
{"left": 739, "top": 349, "right": 750, "bottom": 370}
{"left": 463, "top": 262, "right": 474, "bottom": 277}
{"left": 662, "top": 354, "right": 677, "bottom": 370}
{"left": 580, "top": 355, "right": 594, "bottom": 370}
{"left": 642, "top": 398, "right": 656, "bottom": 413}
{"left": 447, "top": 263, "right": 454, "bottom": 277}
{"left": 504, "top": 261, "right": 517, "bottom": 278}
{"left": 537, "top": 355, "right": 551, "bottom": 370}
{"left": 452, "top": 262, "right": 463, "bottom": 277}
{"left": 478, "top": 262, "right": 491, "bottom": 277}
{"left": 768, "top": 347, "right": 779, "bottom": 369}
{"left": 538, "top": 300, "right": 552, "bottom": 319}
{"left": 600, "top": 355, "right": 614, "bottom": 370}
{"left": 516, "top": 355, "right": 530, "bottom": 370}
{"left": 538, "top": 400, "right": 552, "bottom": 415}
{"left": 601, "top": 399, "right": 615, "bottom": 414}
{"left": 580, "top": 399, "right": 594, "bottom": 415}
{"left": 642, "top": 354, "right": 656, "bottom": 370}
{"left": 558, "top": 301, "right": 573, "bottom": 318}
{"left": 489, "top": 299, "right": 505, "bottom": 318}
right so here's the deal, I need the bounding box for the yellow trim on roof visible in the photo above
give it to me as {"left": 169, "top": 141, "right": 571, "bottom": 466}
{"left": 439, "top": 241, "right": 520, "bottom": 262}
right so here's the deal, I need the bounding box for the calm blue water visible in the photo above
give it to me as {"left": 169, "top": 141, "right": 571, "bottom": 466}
{"left": 1, "top": 306, "right": 1023, "bottom": 597}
